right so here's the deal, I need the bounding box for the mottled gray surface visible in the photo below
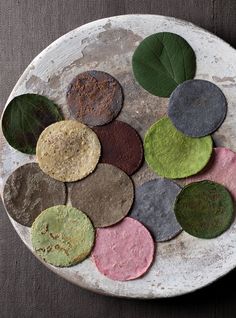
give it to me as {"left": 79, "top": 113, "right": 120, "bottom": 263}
{"left": 168, "top": 79, "right": 227, "bottom": 137}
{"left": 129, "top": 179, "right": 182, "bottom": 242}
{"left": 3, "top": 163, "right": 66, "bottom": 226}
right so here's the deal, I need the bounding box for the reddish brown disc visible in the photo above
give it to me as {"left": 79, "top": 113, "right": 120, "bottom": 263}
{"left": 66, "top": 70, "right": 123, "bottom": 126}
{"left": 93, "top": 120, "right": 143, "bottom": 175}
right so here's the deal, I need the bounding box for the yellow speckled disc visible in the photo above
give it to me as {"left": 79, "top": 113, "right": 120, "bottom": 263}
{"left": 36, "top": 120, "right": 101, "bottom": 182}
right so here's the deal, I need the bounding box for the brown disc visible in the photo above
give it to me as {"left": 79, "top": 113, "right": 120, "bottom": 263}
{"left": 66, "top": 70, "right": 123, "bottom": 126}
{"left": 93, "top": 120, "right": 143, "bottom": 175}
{"left": 3, "top": 163, "right": 66, "bottom": 227}
{"left": 70, "top": 163, "right": 134, "bottom": 227}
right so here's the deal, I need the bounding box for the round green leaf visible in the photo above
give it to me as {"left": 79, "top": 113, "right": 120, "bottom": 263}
{"left": 174, "top": 181, "right": 234, "bottom": 239}
{"left": 144, "top": 116, "right": 213, "bottom": 179}
{"left": 132, "top": 32, "right": 196, "bottom": 97}
{"left": 2, "top": 94, "right": 63, "bottom": 154}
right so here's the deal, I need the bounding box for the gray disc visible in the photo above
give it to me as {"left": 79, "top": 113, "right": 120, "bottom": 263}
{"left": 129, "top": 178, "right": 182, "bottom": 242}
{"left": 168, "top": 79, "right": 227, "bottom": 137}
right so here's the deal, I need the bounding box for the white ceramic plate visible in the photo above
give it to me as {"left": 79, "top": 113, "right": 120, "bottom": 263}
{"left": 1, "top": 15, "right": 236, "bottom": 298}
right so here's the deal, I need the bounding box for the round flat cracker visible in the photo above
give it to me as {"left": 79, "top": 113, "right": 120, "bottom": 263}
{"left": 185, "top": 147, "right": 236, "bottom": 200}
{"left": 66, "top": 70, "right": 123, "bottom": 126}
{"left": 92, "top": 217, "right": 154, "bottom": 281}
{"left": 174, "top": 181, "right": 234, "bottom": 239}
{"left": 168, "top": 79, "right": 227, "bottom": 137}
{"left": 36, "top": 120, "right": 101, "bottom": 182}
{"left": 3, "top": 163, "right": 66, "bottom": 227}
{"left": 93, "top": 120, "right": 143, "bottom": 175}
{"left": 144, "top": 116, "right": 213, "bottom": 179}
{"left": 31, "top": 205, "right": 95, "bottom": 267}
{"left": 70, "top": 163, "right": 134, "bottom": 227}
{"left": 129, "top": 179, "right": 182, "bottom": 242}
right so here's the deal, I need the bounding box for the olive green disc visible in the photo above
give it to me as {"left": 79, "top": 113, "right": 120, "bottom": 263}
{"left": 174, "top": 181, "right": 234, "bottom": 239}
{"left": 144, "top": 117, "right": 213, "bottom": 179}
{"left": 31, "top": 205, "right": 95, "bottom": 267}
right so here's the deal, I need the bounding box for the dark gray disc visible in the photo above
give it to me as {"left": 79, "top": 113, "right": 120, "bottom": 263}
{"left": 129, "top": 178, "right": 182, "bottom": 242}
{"left": 168, "top": 79, "right": 227, "bottom": 137}
{"left": 3, "top": 163, "right": 66, "bottom": 226}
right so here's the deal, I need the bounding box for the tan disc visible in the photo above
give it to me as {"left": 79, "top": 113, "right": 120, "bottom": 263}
{"left": 36, "top": 120, "right": 101, "bottom": 182}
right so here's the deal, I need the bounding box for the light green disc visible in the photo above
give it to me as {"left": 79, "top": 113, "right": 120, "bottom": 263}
{"left": 31, "top": 205, "right": 95, "bottom": 267}
{"left": 144, "top": 116, "right": 213, "bottom": 179}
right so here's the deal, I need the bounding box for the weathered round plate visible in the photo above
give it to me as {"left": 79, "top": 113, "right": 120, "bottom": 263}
{"left": 1, "top": 15, "right": 236, "bottom": 298}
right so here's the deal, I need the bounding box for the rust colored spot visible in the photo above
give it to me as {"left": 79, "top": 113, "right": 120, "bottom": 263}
{"left": 66, "top": 70, "right": 123, "bottom": 126}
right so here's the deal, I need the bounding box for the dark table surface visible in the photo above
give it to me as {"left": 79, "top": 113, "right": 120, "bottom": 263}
{"left": 1, "top": 1, "right": 236, "bottom": 317}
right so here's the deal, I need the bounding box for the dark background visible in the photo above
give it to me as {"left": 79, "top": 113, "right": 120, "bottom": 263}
{"left": 0, "top": 1, "right": 236, "bottom": 317}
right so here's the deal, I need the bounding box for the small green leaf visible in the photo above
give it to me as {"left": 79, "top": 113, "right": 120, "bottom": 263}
{"left": 2, "top": 94, "right": 63, "bottom": 154}
{"left": 132, "top": 32, "right": 196, "bottom": 97}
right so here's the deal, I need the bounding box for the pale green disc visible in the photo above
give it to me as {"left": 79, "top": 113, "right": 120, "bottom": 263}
{"left": 31, "top": 205, "right": 95, "bottom": 267}
{"left": 144, "top": 116, "right": 213, "bottom": 179}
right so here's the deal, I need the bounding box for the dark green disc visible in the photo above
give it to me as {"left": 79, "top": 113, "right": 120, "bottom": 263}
{"left": 2, "top": 94, "right": 63, "bottom": 154}
{"left": 174, "top": 181, "right": 234, "bottom": 239}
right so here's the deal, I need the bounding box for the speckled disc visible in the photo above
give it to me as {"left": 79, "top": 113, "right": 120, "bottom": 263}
{"left": 3, "top": 163, "right": 66, "bottom": 227}
{"left": 36, "top": 120, "right": 101, "bottom": 182}
{"left": 174, "top": 181, "right": 234, "bottom": 239}
{"left": 31, "top": 205, "right": 95, "bottom": 267}
{"left": 92, "top": 217, "right": 154, "bottom": 281}
{"left": 70, "top": 163, "right": 134, "bottom": 227}
{"left": 129, "top": 179, "right": 182, "bottom": 242}
{"left": 168, "top": 79, "right": 227, "bottom": 137}
{"left": 144, "top": 116, "right": 213, "bottom": 179}
{"left": 66, "top": 70, "right": 123, "bottom": 126}
{"left": 185, "top": 147, "right": 236, "bottom": 201}
{"left": 93, "top": 120, "right": 143, "bottom": 175}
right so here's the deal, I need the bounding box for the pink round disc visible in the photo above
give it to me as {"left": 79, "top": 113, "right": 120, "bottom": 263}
{"left": 185, "top": 147, "right": 236, "bottom": 200}
{"left": 92, "top": 217, "right": 155, "bottom": 281}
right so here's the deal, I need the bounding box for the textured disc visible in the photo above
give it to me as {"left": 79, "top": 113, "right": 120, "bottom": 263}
{"left": 3, "top": 163, "right": 66, "bottom": 227}
{"left": 185, "top": 147, "right": 236, "bottom": 200}
{"left": 93, "top": 120, "right": 143, "bottom": 175}
{"left": 31, "top": 205, "right": 95, "bottom": 267}
{"left": 144, "top": 116, "right": 213, "bottom": 179}
{"left": 66, "top": 70, "right": 123, "bottom": 126}
{"left": 168, "top": 79, "right": 227, "bottom": 137}
{"left": 92, "top": 217, "right": 154, "bottom": 281}
{"left": 36, "top": 120, "right": 101, "bottom": 182}
{"left": 129, "top": 179, "right": 182, "bottom": 242}
{"left": 174, "top": 181, "right": 234, "bottom": 239}
{"left": 70, "top": 163, "right": 134, "bottom": 227}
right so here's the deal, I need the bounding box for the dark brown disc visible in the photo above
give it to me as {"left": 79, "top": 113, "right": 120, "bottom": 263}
{"left": 93, "top": 120, "right": 143, "bottom": 175}
{"left": 3, "top": 163, "right": 66, "bottom": 226}
{"left": 66, "top": 70, "right": 123, "bottom": 126}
